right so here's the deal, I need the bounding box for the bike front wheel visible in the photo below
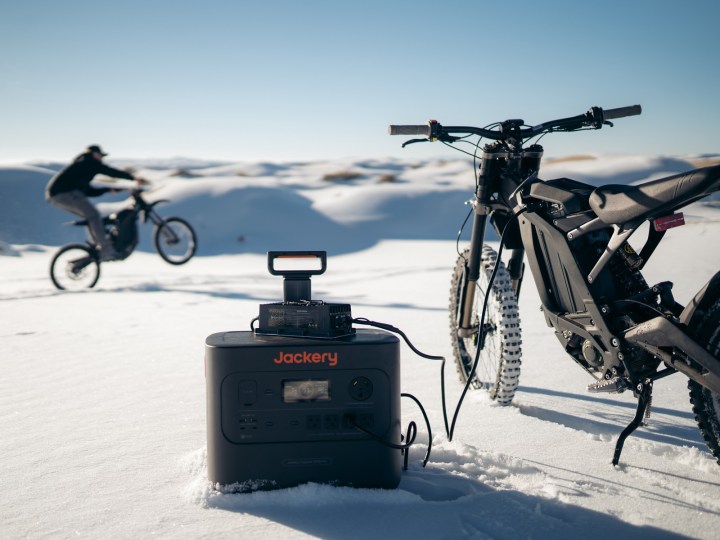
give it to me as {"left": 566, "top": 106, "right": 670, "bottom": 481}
{"left": 50, "top": 244, "right": 101, "bottom": 291}
{"left": 154, "top": 217, "right": 197, "bottom": 265}
{"left": 449, "top": 245, "right": 522, "bottom": 405}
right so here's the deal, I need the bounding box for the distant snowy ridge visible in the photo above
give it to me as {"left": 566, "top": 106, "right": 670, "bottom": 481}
{"left": 0, "top": 154, "right": 708, "bottom": 251}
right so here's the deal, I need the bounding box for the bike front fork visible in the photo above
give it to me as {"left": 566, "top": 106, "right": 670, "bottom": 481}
{"left": 456, "top": 212, "right": 525, "bottom": 337}
{"left": 457, "top": 212, "right": 488, "bottom": 338}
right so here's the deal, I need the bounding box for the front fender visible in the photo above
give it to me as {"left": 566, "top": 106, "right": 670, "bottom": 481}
{"left": 147, "top": 199, "right": 170, "bottom": 211}
{"left": 679, "top": 271, "right": 720, "bottom": 327}
{"left": 142, "top": 199, "right": 170, "bottom": 223}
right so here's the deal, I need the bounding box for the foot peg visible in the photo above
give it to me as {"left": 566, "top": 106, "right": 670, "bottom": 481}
{"left": 588, "top": 377, "right": 630, "bottom": 393}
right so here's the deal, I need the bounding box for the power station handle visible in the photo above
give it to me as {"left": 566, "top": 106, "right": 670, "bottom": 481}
{"left": 268, "top": 251, "right": 327, "bottom": 276}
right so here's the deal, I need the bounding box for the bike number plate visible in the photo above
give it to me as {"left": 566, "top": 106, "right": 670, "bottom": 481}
{"left": 653, "top": 212, "right": 685, "bottom": 232}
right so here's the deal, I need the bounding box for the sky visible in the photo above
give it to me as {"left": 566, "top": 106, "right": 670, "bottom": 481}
{"left": 1, "top": 0, "right": 719, "bottom": 164}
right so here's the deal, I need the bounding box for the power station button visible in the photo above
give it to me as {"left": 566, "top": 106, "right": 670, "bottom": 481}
{"left": 349, "top": 377, "right": 373, "bottom": 401}
{"left": 239, "top": 380, "right": 257, "bottom": 406}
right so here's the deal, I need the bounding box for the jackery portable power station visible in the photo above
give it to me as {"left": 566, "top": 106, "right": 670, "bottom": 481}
{"left": 205, "top": 251, "right": 403, "bottom": 491}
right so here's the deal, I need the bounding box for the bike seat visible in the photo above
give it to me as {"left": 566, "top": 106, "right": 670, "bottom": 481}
{"left": 66, "top": 215, "right": 114, "bottom": 227}
{"left": 589, "top": 164, "right": 720, "bottom": 225}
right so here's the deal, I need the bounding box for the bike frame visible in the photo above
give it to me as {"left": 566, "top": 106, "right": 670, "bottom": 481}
{"left": 131, "top": 191, "right": 170, "bottom": 228}
{"left": 459, "top": 135, "right": 720, "bottom": 394}
{"left": 68, "top": 191, "right": 176, "bottom": 259}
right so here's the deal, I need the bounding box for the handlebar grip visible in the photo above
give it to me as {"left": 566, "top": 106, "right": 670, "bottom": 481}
{"left": 603, "top": 105, "right": 642, "bottom": 120}
{"left": 388, "top": 124, "right": 431, "bottom": 136}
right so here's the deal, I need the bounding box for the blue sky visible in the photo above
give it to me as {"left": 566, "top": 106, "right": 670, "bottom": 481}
{"left": 1, "top": 0, "right": 719, "bottom": 163}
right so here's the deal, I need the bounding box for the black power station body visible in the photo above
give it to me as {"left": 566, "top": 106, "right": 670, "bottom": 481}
{"left": 205, "top": 330, "right": 402, "bottom": 491}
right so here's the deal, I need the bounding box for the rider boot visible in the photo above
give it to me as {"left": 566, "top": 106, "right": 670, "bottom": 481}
{"left": 98, "top": 235, "right": 122, "bottom": 262}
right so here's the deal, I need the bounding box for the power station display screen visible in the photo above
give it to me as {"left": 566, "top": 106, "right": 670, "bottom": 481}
{"left": 282, "top": 380, "right": 331, "bottom": 403}
{"left": 282, "top": 380, "right": 330, "bottom": 403}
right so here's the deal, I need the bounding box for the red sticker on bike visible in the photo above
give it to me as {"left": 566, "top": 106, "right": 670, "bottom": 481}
{"left": 653, "top": 213, "right": 685, "bottom": 232}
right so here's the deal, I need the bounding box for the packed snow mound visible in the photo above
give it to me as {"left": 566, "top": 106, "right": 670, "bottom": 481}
{"left": 0, "top": 164, "right": 62, "bottom": 245}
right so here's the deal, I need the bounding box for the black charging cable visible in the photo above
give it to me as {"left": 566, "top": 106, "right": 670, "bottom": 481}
{"left": 400, "top": 392, "right": 432, "bottom": 469}
{"left": 351, "top": 318, "right": 439, "bottom": 468}
{"left": 345, "top": 413, "right": 418, "bottom": 471}
{"left": 447, "top": 207, "right": 527, "bottom": 441}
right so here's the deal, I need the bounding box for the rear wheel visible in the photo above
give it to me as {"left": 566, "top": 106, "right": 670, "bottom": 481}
{"left": 688, "top": 297, "right": 720, "bottom": 463}
{"left": 449, "top": 245, "right": 522, "bottom": 405}
{"left": 50, "top": 244, "right": 100, "bottom": 290}
{"left": 154, "top": 217, "right": 197, "bottom": 265}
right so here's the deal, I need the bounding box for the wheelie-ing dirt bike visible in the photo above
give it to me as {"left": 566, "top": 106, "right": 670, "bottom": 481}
{"left": 389, "top": 105, "right": 720, "bottom": 465}
{"left": 50, "top": 186, "right": 197, "bottom": 290}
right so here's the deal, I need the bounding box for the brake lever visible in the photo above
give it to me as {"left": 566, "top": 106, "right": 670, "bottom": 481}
{"left": 402, "top": 138, "right": 429, "bottom": 148}
{"left": 402, "top": 133, "right": 460, "bottom": 148}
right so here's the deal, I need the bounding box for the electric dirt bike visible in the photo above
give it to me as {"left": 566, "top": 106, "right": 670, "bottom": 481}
{"left": 50, "top": 187, "right": 197, "bottom": 290}
{"left": 389, "top": 105, "right": 720, "bottom": 465}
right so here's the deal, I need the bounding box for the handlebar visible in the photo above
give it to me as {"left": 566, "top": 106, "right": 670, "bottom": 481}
{"left": 388, "top": 124, "right": 432, "bottom": 136}
{"left": 388, "top": 105, "right": 641, "bottom": 143}
{"left": 602, "top": 105, "right": 642, "bottom": 120}
{"left": 107, "top": 186, "right": 146, "bottom": 196}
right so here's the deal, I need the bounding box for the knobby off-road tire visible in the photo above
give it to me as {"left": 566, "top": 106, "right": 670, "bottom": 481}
{"left": 154, "top": 217, "right": 197, "bottom": 265}
{"left": 688, "top": 297, "right": 720, "bottom": 463}
{"left": 50, "top": 244, "right": 100, "bottom": 291}
{"left": 449, "top": 245, "right": 522, "bottom": 405}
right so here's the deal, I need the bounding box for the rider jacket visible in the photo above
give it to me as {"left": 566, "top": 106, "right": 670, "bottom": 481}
{"left": 46, "top": 152, "right": 134, "bottom": 198}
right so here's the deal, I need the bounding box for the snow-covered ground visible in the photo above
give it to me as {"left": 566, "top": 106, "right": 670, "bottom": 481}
{"left": 2, "top": 154, "right": 720, "bottom": 539}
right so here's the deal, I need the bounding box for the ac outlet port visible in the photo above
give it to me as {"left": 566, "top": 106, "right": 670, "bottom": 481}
{"left": 342, "top": 413, "right": 374, "bottom": 430}
{"left": 349, "top": 377, "right": 373, "bottom": 401}
{"left": 324, "top": 414, "right": 340, "bottom": 430}
{"left": 306, "top": 415, "right": 321, "bottom": 430}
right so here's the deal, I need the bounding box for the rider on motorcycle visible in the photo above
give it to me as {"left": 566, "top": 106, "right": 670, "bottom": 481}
{"left": 46, "top": 145, "right": 146, "bottom": 261}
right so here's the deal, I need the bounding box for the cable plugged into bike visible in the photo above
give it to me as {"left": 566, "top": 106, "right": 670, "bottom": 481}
{"left": 390, "top": 104, "right": 720, "bottom": 468}
{"left": 204, "top": 250, "right": 434, "bottom": 493}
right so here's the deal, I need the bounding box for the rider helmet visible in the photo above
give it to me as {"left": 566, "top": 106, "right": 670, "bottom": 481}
{"left": 86, "top": 145, "right": 108, "bottom": 157}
